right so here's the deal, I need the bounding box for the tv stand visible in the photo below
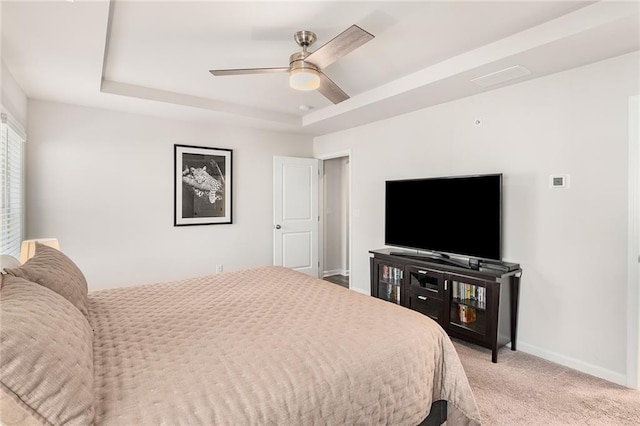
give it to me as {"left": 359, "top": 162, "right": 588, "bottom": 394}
{"left": 369, "top": 248, "right": 522, "bottom": 363}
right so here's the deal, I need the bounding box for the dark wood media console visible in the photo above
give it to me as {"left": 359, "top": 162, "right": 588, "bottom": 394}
{"left": 369, "top": 248, "right": 522, "bottom": 363}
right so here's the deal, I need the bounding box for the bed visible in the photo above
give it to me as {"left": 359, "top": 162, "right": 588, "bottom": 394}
{"left": 1, "top": 244, "right": 481, "bottom": 425}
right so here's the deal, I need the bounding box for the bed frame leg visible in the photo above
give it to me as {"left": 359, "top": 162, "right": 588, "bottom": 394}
{"left": 418, "top": 400, "right": 447, "bottom": 426}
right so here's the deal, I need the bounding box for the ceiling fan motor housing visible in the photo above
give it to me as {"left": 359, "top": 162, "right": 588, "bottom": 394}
{"left": 289, "top": 51, "right": 318, "bottom": 71}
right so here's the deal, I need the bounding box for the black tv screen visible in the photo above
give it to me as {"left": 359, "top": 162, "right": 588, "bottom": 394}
{"left": 385, "top": 174, "right": 502, "bottom": 260}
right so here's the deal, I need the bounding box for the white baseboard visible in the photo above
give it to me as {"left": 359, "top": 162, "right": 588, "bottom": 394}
{"left": 350, "top": 287, "right": 369, "bottom": 296}
{"left": 517, "top": 341, "right": 627, "bottom": 386}
{"left": 323, "top": 269, "right": 349, "bottom": 277}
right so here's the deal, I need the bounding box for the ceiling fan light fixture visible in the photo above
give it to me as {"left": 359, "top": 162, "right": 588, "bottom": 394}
{"left": 289, "top": 68, "right": 320, "bottom": 91}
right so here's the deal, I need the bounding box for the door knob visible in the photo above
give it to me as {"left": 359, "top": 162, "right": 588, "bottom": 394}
{"left": 275, "top": 224, "right": 281, "bottom": 229}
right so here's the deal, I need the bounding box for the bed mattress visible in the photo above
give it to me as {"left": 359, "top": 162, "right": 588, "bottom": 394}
{"left": 88, "top": 266, "right": 481, "bottom": 425}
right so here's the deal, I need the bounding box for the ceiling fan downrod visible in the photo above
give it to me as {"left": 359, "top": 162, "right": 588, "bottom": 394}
{"left": 293, "top": 30, "right": 317, "bottom": 53}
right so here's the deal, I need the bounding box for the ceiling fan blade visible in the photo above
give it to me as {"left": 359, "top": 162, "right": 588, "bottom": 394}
{"left": 209, "top": 67, "right": 289, "bottom": 76}
{"left": 306, "top": 25, "right": 374, "bottom": 69}
{"left": 317, "top": 72, "right": 349, "bottom": 104}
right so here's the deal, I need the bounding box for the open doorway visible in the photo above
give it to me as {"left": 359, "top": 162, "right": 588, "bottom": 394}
{"left": 321, "top": 155, "right": 350, "bottom": 288}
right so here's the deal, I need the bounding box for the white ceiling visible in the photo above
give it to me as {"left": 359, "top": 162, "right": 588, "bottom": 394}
{"left": 2, "top": 1, "right": 639, "bottom": 135}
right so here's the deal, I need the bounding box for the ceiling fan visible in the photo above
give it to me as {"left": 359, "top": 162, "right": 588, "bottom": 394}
{"left": 209, "top": 25, "right": 374, "bottom": 104}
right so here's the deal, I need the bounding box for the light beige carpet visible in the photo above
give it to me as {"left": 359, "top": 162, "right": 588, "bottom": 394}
{"left": 452, "top": 339, "right": 640, "bottom": 425}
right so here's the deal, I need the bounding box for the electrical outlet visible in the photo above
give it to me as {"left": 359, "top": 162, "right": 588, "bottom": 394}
{"left": 215, "top": 264, "right": 223, "bottom": 273}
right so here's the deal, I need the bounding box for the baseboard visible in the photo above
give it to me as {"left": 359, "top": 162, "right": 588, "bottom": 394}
{"left": 323, "top": 268, "right": 349, "bottom": 277}
{"left": 350, "top": 287, "right": 369, "bottom": 296}
{"left": 517, "top": 341, "right": 627, "bottom": 386}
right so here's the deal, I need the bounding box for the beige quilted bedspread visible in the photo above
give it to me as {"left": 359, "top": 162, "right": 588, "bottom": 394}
{"left": 88, "top": 266, "right": 481, "bottom": 425}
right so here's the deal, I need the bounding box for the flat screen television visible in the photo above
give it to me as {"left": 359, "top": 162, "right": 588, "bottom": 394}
{"left": 385, "top": 174, "right": 502, "bottom": 261}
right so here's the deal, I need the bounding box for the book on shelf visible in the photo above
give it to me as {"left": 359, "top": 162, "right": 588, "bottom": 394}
{"left": 453, "top": 281, "right": 485, "bottom": 305}
{"left": 384, "top": 282, "right": 401, "bottom": 304}
{"left": 458, "top": 304, "right": 477, "bottom": 324}
{"left": 381, "top": 266, "right": 403, "bottom": 285}
{"left": 392, "top": 283, "right": 400, "bottom": 304}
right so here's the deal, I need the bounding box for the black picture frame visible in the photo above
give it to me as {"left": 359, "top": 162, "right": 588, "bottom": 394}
{"left": 174, "top": 144, "right": 232, "bottom": 226}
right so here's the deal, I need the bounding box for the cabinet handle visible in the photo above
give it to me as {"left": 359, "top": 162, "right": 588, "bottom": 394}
{"left": 417, "top": 295, "right": 428, "bottom": 301}
{"left": 444, "top": 280, "right": 448, "bottom": 291}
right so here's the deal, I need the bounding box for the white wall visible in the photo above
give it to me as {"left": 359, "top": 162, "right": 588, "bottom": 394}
{"left": 314, "top": 52, "right": 639, "bottom": 384}
{"left": 1, "top": 59, "right": 28, "bottom": 128}
{"left": 26, "top": 100, "right": 312, "bottom": 290}
{"left": 323, "top": 156, "right": 349, "bottom": 276}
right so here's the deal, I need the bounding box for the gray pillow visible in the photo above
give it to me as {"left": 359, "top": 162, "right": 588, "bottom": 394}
{"left": 5, "top": 243, "right": 88, "bottom": 316}
{"left": 0, "top": 275, "right": 95, "bottom": 425}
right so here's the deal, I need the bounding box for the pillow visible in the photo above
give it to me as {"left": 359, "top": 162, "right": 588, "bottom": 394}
{"left": 5, "top": 243, "right": 89, "bottom": 316}
{"left": 0, "top": 255, "right": 21, "bottom": 275}
{"left": 0, "top": 275, "right": 95, "bottom": 425}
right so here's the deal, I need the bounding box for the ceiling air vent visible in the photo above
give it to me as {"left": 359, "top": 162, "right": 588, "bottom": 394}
{"left": 470, "top": 65, "right": 531, "bottom": 88}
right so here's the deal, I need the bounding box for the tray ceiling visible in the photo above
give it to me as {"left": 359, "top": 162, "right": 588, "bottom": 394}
{"left": 2, "top": 1, "right": 638, "bottom": 135}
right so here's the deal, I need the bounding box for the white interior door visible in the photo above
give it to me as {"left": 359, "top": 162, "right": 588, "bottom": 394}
{"left": 273, "top": 156, "right": 319, "bottom": 277}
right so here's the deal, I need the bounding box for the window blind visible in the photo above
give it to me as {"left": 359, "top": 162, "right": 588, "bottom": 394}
{"left": 1, "top": 113, "right": 25, "bottom": 258}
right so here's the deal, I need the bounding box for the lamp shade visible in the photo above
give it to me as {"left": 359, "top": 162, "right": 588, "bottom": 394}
{"left": 289, "top": 68, "right": 320, "bottom": 91}
{"left": 20, "top": 238, "right": 60, "bottom": 264}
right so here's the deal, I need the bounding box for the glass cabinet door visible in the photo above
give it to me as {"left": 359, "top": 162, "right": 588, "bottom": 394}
{"left": 376, "top": 262, "right": 402, "bottom": 304}
{"left": 448, "top": 278, "right": 488, "bottom": 336}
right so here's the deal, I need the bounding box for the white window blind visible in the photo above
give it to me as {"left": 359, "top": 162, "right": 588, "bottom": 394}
{"left": 1, "top": 113, "right": 25, "bottom": 258}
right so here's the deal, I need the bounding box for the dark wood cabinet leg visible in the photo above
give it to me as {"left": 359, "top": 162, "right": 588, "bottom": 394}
{"left": 510, "top": 275, "right": 521, "bottom": 352}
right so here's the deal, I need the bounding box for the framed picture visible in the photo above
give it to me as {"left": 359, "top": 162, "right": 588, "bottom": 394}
{"left": 174, "top": 144, "right": 232, "bottom": 226}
